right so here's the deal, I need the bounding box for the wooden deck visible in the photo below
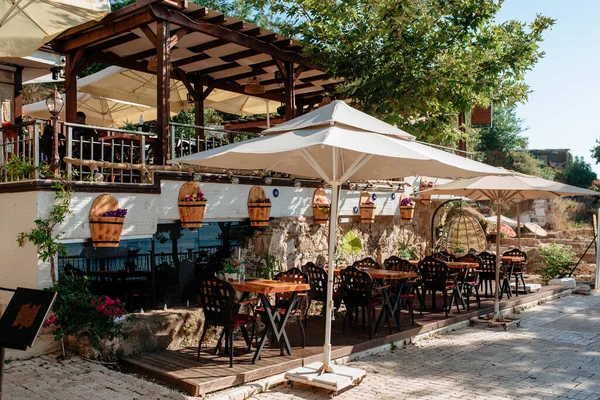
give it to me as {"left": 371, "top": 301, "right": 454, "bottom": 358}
{"left": 121, "top": 286, "right": 566, "bottom": 397}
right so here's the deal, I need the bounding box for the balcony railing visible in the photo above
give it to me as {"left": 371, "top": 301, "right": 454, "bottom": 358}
{"left": 0, "top": 121, "right": 41, "bottom": 182}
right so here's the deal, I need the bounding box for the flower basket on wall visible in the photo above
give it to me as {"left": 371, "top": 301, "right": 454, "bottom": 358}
{"left": 312, "top": 187, "right": 330, "bottom": 225}
{"left": 178, "top": 181, "right": 207, "bottom": 228}
{"left": 248, "top": 185, "right": 271, "bottom": 227}
{"left": 89, "top": 194, "right": 127, "bottom": 248}
{"left": 359, "top": 191, "right": 376, "bottom": 224}
{"left": 400, "top": 196, "right": 416, "bottom": 222}
{"left": 420, "top": 177, "right": 434, "bottom": 204}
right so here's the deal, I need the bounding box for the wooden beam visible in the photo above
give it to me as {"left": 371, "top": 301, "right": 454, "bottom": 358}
{"left": 65, "top": 52, "right": 79, "bottom": 123}
{"left": 187, "top": 38, "right": 228, "bottom": 53}
{"left": 221, "top": 49, "right": 259, "bottom": 63}
{"left": 126, "top": 47, "right": 156, "bottom": 61}
{"left": 141, "top": 25, "right": 158, "bottom": 47}
{"left": 57, "top": 11, "right": 155, "bottom": 52}
{"left": 150, "top": 6, "right": 321, "bottom": 69}
{"left": 193, "top": 75, "right": 205, "bottom": 150}
{"left": 299, "top": 73, "right": 330, "bottom": 83}
{"left": 196, "top": 61, "right": 239, "bottom": 75}
{"left": 88, "top": 32, "right": 140, "bottom": 52}
{"left": 244, "top": 27, "right": 261, "bottom": 37}
{"left": 226, "top": 21, "right": 245, "bottom": 31}
{"left": 199, "top": 86, "right": 213, "bottom": 101}
{"left": 273, "top": 58, "right": 287, "bottom": 80}
{"left": 170, "top": 28, "right": 189, "bottom": 49}
{"left": 294, "top": 65, "right": 306, "bottom": 82}
{"left": 271, "top": 82, "right": 312, "bottom": 95}
{"left": 175, "top": 69, "right": 196, "bottom": 100}
{"left": 283, "top": 61, "right": 294, "bottom": 120}
{"left": 205, "top": 15, "right": 227, "bottom": 24}
{"left": 171, "top": 53, "right": 210, "bottom": 68}
{"left": 185, "top": 7, "right": 208, "bottom": 19}
{"left": 156, "top": 19, "right": 171, "bottom": 165}
{"left": 13, "top": 67, "right": 22, "bottom": 125}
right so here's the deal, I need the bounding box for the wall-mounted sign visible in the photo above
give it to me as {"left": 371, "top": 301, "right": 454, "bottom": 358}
{"left": 471, "top": 105, "right": 492, "bottom": 128}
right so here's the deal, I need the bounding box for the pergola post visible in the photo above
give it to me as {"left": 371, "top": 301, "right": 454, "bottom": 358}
{"left": 13, "top": 67, "right": 23, "bottom": 125}
{"left": 193, "top": 75, "right": 205, "bottom": 151}
{"left": 65, "top": 52, "right": 79, "bottom": 123}
{"left": 156, "top": 19, "right": 171, "bottom": 165}
{"left": 283, "top": 61, "right": 295, "bottom": 120}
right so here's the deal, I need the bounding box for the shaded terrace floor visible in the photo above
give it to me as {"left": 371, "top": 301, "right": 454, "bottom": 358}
{"left": 121, "top": 286, "right": 567, "bottom": 397}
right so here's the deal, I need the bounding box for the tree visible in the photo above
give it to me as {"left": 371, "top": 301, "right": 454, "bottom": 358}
{"left": 247, "top": 0, "right": 554, "bottom": 145}
{"left": 559, "top": 156, "right": 597, "bottom": 189}
{"left": 476, "top": 106, "right": 528, "bottom": 153}
{"left": 590, "top": 139, "right": 600, "bottom": 166}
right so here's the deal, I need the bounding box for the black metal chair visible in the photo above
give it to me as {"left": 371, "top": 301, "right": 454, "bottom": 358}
{"left": 468, "top": 248, "right": 479, "bottom": 256}
{"left": 339, "top": 266, "right": 389, "bottom": 339}
{"left": 383, "top": 256, "right": 416, "bottom": 325}
{"left": 432, "top": 251, "right": 457, "bottom": 262}
{"left": 456, "top": 254, "right": 482, "bottom": 310}
{"left": 353, "top": 257, "right": 380, "bottom": 270}
{"left": 196, "top": 277, "right": 258, "bottom": 367}
{"left": 255, "top": 268, "right": 309, "bottom": 348}
{"left": 417, "top": 256, "right": 456, "bottom": 317}
{"left": 478, "top": 251, "right": 497, "bottom": 297}
{"left": 305, "top": 263, "right": 342, "bottom": 325}
{"left": 503, "top": 248, "right": 528, "bottom": 296}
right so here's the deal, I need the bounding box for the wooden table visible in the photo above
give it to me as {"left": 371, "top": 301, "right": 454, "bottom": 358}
{"left": 330, "top": 268, "right": 417, "bottom": 280}
{"left": 499, "top": 256, "right": 526, "bottom": 298}
{"left": 99, "top": 133, "right": 157, "bottom": 143}
{"left": 409, "top": 260, "right": 479, "bottom": 269}
{"left": 501, "top": 256, "right": 525, "bottom": 263}
{"left": 230, "top": 278, "right": 310, "bottom": 363}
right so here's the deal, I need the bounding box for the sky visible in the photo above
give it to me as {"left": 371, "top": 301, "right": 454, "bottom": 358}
{"left": 496, "top": 0, "right": 600, "bottom": 174}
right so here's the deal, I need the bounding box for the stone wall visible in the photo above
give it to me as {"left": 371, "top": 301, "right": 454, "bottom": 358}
{"left": 241, "top": 202, "right": 436, "bottom": 272}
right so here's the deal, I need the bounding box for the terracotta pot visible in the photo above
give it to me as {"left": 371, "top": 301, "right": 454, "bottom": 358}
{"left": 248, "top": 203, "right": 271, "bottom": 227}
{"left": 90, "top": 216, "right": 125, "bottom": 247}
{"left": 178, "top": 200, "right": 207, "bottom": 228}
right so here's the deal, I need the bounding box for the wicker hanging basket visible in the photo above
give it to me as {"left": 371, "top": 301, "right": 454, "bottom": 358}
{"left": 359, "top": 191, "right": 376, "bottom": 224}
{"left": 312, "top": 187, "right": 330, "bottom": 225}
{"left": 89, "top": 194, "right": 125, "bottom": 247}
{"left": 178, "top": 181, "right": 207, "bottom": 228}
{"left": 248, "top": 185, "right": 271, "bottom": 227}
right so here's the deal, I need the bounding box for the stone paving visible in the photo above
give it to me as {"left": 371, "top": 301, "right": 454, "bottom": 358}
{"left": 252, "top": 293, "right": 600, "bottom": 400}
{"left": 4, "top": 293, "right": 600, "bottom": 400}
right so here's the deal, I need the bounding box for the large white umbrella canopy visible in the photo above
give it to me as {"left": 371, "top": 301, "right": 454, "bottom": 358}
{"left": 174, "top": 100, "right": 508, "bottom": 372}
{"left": 0, "top": 0, "right": 110, "bottom": 57}
{"left": 77, "top": 66, "right": 279, "bottom": 116}
{"left": 23, "top": 93, "right": 169, "bottom": 127}
{"left": 419, "top": 174, "right": 599, "bottom": 318}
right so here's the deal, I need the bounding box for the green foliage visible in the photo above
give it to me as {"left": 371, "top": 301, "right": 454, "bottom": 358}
{"left": 170, "top": 108, "right": 224, "bottom": 138}
{"left": 247, "top": 0, "right": 554, "bottom": 144}
{"left": 538, "top": 243, "right": 576, "bottom": 283}
{"left": 476, "top": 106, "right": 528, "bottom": 154}
{"left": 6, "top": 154, "right": 36, "bottom": 180}
{"left": 340, "top": 231, "right": 362, "bottom": 256}
{"left": 558, "top": 156, "right": 597, "bottom": 189}
{"left": 15, "top": 164, "right": 74, "bottom": 285}
{"left": 221, "top": 262, "right": 238, "bottom": 274}
{"left": 590, "top": 139, "right": 600, "bottom": 166}
{"left": 256, "top": 251, "right": 280, "bottom": 279}
{"left": 48, "top": 274, "right": 129, "bottom": 361}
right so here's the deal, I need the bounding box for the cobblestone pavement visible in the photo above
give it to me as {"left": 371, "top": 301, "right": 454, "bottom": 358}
{"left": 4, "top": 293, "right": 600, "bottom": 400}
{"left": 3, "top": 356, "right": 193, "bottom": 400}
{"left": 252, "top": 293, "right": 600, "bottom": 400}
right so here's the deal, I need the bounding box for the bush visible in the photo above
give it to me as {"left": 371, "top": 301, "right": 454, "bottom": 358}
{"left": 45, "top": 274, "right": 129, "bottom": 361}
{"left": 538, "top": 244, "right": 576, "bottom": 283}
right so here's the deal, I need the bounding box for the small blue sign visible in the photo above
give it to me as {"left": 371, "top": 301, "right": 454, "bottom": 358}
{"left": 272, "top": 188, "right": 280, "bottom": 197}
{"left": 372, "top": 193, "right": 377, "bottom": 201}
{"left": 391, "top": 193, "right": 396, "bottom": 200}
{"left": 353, "top": 206, "right": 359, "bottom": 214}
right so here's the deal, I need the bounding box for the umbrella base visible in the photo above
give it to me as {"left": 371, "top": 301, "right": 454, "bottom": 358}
{"left": 285, "top": 362, "right": 366, "bottom": 397}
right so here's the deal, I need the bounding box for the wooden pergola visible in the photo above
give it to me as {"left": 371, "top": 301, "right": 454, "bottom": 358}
{"left": 51, "top": 0, "right": 341, "bottom": 164}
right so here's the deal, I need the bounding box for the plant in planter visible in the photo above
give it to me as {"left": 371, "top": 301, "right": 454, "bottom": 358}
{"left": 420, "top": 178, "right": 434, "bottom": 204}
{"left": 312, "top": 188, "right": 330, "bottom": 225}
{"left": 44, "top": 275, "right": 129, "bottom": 361}
{"left": 249, "top": 198, "right": 272, "bottom": 227}
{"left": 400, "top": 197, "right": 416, "bottom": 222}
{"left": 179, "top": 181, "right": 208, "bottom": 228}
{"left": 221, "top": 262, "right": 239, "bottom": 281}
{"left": 538, "top": 243, "right": 576, "bottom": 284}
{"left": 89, "top": 194, "right": 128, "bottom": 248}
{"left": 360, "top": 199, "right": 376, "bottom": 223}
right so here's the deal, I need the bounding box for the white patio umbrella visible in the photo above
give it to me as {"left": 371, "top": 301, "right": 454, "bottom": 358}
{"left": 23, "top": 93, "right": 169, "bottom": 127}
{"left": 77, "top": 66, "right": 279, "bottom": 116}
{"left": 418, "top": 174, "right": 600, "bottom": 318}
{"left": 172, "top": 100, "right": 508, "bottom": 381}
{"left": 0, "top": 0, "right": 110, "bottom": 57}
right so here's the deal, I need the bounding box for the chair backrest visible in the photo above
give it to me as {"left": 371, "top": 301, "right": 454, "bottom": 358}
{"left": 384, "top": 256, "right": 416, "bottom": 273}
{"left": 418, "top": 256, "right": 449, "bottom": 289}
{"left": 274, "top": 267, "right": 309, "bottom": 306}
{"left": 468, "top": 248, "right": 478, "bottom": 255}
{"left": 478, "top": 251, "right": 497, "bottom": 273}
{"left": 432, "top": 251, "right": 457, "bottom": 262}
{"left": 339, "top": 266, "right": 374, "bottom": 307}
{"left": 353, "top": 257, "right": 380, "bottom": 270}
{"left": 197, "top": 277, "right": 236, "bottom": 325}
{"left": 456, "top": 254, "right": 482, "bottom": 280}
{"left": 503, "top": 248, "right": 527, "bottom": 262}
{"left": 301, "top": 261, "right": 316, "bottom": 274}
{"left": 306, "top": 263, "right": 328, "bottom": 302}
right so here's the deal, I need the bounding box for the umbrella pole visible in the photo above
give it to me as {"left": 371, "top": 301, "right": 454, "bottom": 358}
{"left": 516, "top": 201, "right": 521, "bottom": 249}
{"left": 494, "top": 202, "right": 501, "bottom": 319}
{"left": 323, "top": 182, "right": 339, "bottom": 371}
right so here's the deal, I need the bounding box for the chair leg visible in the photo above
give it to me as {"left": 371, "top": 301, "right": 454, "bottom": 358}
{"left": 228, "top": 327, "right": 234, "bottom": 368}
{"left": 442, "top": 290, "right": 449, "bottom": 317}
{"left": 342, "top": 309, "right": 348, "bottom": 334}
{"left": 408, "top": 299, "right": 415, "bottom": 326}
{"left": 362, "top": 307, "right": 366, "bottom": 329}
{"left": 520, "top": 274, "right": 527, "bottom": 293}
{"left": 514, "top": 274, "right": 519, "bottom": 296}
{"left": 466, "top": 286, "right": 471, "bottom": 312}
{"left": 475, "top": 285, "right": 481, "bottom": 308}
{"left": 297, "top": 317, "right": 306, "bottom": 348}
{"left": 215, "top": 329, "right": 225, "bottom": 355}
{"left": 432, "top": 289, "right": 437, "bottom": 311}
{"left": 305, "top": 299, "right": 311, "bottom": 328}
{"left": 368, "top": 307, "right": 373, "bottom": 339}
{"left": 197, "top": 324, "right": 209, "bottom": 361}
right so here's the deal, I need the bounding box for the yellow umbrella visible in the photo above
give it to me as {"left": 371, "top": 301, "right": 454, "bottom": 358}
{"left": 0, "top": 0, "right": 111, "bottom": 57}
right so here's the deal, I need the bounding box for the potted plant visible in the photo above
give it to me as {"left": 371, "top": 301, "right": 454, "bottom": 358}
{"left": 89, "top": 194, "right": 127, "bottom": 248}
{"left": 400, "top": 197, "right": 416, "bottom": 222}
{"left": 248, "top": 197, "right": 271, "bottom": 227}
{"left": 222, "top": 262, "right": 239, "bottom": 281}
{"left": 312, "top": 189, "right": 330, "bottom": 225}
{"left": 178, "top": 190, "right": 207, "bottom": 228}
{"left": 420, "top": 178, "right": 434, "bottom": 204}
{"left": 360, "top": 200, "right": 376, "bottom": 224}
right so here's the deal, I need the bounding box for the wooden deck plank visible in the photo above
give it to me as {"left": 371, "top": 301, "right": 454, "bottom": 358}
{"left": 121, "top": 286, "right": 564, "bottom": 397}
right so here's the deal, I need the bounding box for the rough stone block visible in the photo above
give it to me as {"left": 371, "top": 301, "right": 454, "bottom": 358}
{"left": 549, "top": 278, "right": 577, "bottom": 289}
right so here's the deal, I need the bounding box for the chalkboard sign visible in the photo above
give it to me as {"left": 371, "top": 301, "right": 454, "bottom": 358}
{"left": 0, "top": 288, "right": 56, "bottom": 351}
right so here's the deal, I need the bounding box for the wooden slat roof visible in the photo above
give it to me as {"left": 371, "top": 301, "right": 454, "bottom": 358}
{"left": 51, "top": 0, "right": 341, "bottom": 104}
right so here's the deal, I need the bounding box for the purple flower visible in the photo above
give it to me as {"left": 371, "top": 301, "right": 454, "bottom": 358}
{"left": 103, "top": 208, "right": 128, "bottom": 218}
{"left": 401, "top": 197, "right": 415, "bottom": 207}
